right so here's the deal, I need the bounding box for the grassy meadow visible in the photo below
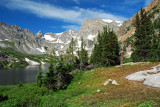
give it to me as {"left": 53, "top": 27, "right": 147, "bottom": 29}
{"left": 0, "top": 62, "right": 160, "bottom": 106}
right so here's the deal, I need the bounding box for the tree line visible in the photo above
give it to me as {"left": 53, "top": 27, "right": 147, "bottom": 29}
{"left": 131, "top": 7, "right": 160, "bottom": 62}
{"left": 36, "top": 26, "right": 120, "bottom": 90}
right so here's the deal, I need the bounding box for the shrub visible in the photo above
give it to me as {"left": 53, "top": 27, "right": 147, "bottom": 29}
{"left": 0, "top": 94, "right": 8, "bottom": 102}
{"left": 18, "top": 81, "right": 24, "bottom": 87}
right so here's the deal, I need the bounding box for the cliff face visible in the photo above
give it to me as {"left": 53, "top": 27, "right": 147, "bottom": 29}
{"left": 118, "top": 0, "right": 160, "bottom": 42}
{"left": 0, "top": 22, "right": 46, "bottom": 54}
{"left": 0, "top": 0, "right": 159, "bottom": 57}
{"left": 0, "top": 18, "right": 122, "bottom": 56}
{"left": 118, "top": 0, "right": 160, "bottom": 58}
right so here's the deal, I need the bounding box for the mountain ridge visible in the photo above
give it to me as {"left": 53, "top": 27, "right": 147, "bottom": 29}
{"left": 0, "top": 18, "right": 122, "bottom": 56}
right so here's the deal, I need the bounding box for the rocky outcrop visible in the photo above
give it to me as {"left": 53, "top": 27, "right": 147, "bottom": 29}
{"left": 126, "top": 64, "right": 160, "bottom": 88}
{"left": 0, "top": 23, "right": 47, "bottom": 54}
{"left": 41, "top": 18, "right": 123, "bottom": 56}
{"left": 117, "top": 0, "right": 160, "bottom": 42}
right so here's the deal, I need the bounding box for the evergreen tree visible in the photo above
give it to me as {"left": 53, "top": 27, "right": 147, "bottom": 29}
{"left": 78, "top": 38, "right": 88, "bottom": 69}
{"left": 131, "top": 7, "right": 155, "bottom": 62}
{"left": 109, "top": 30, "right": 120, "bottom": 65}
{"left": 36, "top": 62, "right": 43, "bottom": 87}
{"left": 156, "top": 18, "right": 160, "bottom": 61}
{"left": 43, "top": 57, "right": 57, "bottom": 90}
{"left": 90, "top": 26, "right": 120, "bottom": 66}
{"left": 54, "top": 61, "right": 73, "bottom": 89}
{"left": 90, "top": 43, "right": 98, "bottom": 64}
{"left": 68, "top": 37, "right": 76, "bottom": 62}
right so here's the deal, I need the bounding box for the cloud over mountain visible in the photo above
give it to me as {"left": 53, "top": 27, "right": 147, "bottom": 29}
{"left": 4, "top": 0, "right": 127, "bottom": 25}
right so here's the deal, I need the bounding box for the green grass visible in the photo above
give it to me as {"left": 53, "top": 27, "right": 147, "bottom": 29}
{"left": 0, "top": 47, "right": 51, "bottom": 68}
{"left": 0, "top": 62, "right": 160, "bottom": 106}
{"left": 0, "top": 41, "right": 15, "bottom": 47}
{"left": 0, "top": 47, "right": 50, "bottom": 62}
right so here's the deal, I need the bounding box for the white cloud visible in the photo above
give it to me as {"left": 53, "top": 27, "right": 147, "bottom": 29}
{"left": 123, "top": 0, "right": 141, "bottom": 5}
{"left": 145, "top": 0, "right": 152, "bottom": 6}
{"left": 5, "top": 0, "right": 127, "bottom": 25}
{"left": 73, "top": 0, "right": 80, "bottom": 5}
{"left": 62, "top": 25, "right": 80, "bottom": 31}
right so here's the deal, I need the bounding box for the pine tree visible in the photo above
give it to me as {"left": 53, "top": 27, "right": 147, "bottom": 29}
{"left": 43, "top": 57, "right": 57, "bottom": 90}
{"left": 109, "top": 30, "right": 120, "bottom": 65}
{"left": 36, "top": 62, "right": 43, "bottom": 87}
{"left": 68, "top": 37, "right": 76, "bottom": 62}
{"left": 54, "top": 61, "right": 73, "bottom": 89}
{"left": 156, "top": 18, "right": 160, "bottom": 61}
{"left": 131, "top": 7, "right": 154, "bottom": 62}
{"left": 90, "top": 26, "right": 120, "bottom": 66}
{"left": 78, "top": 38, "right": 88, "bottom": 69}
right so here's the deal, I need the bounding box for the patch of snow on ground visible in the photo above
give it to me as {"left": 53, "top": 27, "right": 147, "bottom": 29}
{"left": 73, "top": 51, "right": 76, "bottom": 55}
{"left": 55, "top": 51, "right": 59, "bottom": 56}
{"left": 0, "top": 39, "right": 2, "bottom": 41}
{"left": 115, "top": 20, "right": 123, "bottom": 23}
{"left": 61, "top": 46, "right": 64, "bottom": 49}
{"left": 102, "top": 19, "right": 113, "bottom": 23}
{"left": 37, "top": 47, "right": 45, "bottom": 53}
{"left": 118, "top": 23, "right": 123, "bottom": 27}
{"left": 55, "top": 32, "right": 63, "bottom": 35}
{"left": 78, "top": 40, "right": 82, "bottom": 48}
{"left": 43, "top": 34, "right": 56, "bottom": 41}
{"left": 25, "top": 58, "right": 39, "bottom": 65}
{"left": 88, "top": 35, "right": 96, "bottom": 40}
{"left": 28, "top": 44, "right": 34, "bottom": 49}
{"left": 126, "top": 64, "right": 160, "bottom": 87}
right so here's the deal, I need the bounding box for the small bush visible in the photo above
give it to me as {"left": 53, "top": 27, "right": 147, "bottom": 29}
{"left": 18, "top": 81, "right": 24, "bottom": 87}
{"left": 0, "top": 94, "right": 8, "bottom": 102}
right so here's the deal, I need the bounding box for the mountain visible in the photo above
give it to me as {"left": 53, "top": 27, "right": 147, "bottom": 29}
{"left": 118, "top": 0, "right": 160, "bottom": 58}
{"left": 118, "top": 0, "right": 160, "bottom": 42}
{"left": 76, "top": 18, "right": 123, "bottom": 54}
{"left": 0, "top": 18, "right": 122, "bottom": 56}
{"left": 0, "top": 22, "right": 46, "bottom": 54}
{"left": 0, "top": 0, "right": 159, "bottom": 58}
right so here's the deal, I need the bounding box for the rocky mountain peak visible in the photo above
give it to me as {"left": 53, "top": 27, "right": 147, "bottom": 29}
{"left": 118, "top": 0, "right": 160, "bottom": 42}
{"left": 144, "top": 0, "right": 160, "bottom": 11}
{"left": 36, "top": 30, "right": 44, "bottom": 37}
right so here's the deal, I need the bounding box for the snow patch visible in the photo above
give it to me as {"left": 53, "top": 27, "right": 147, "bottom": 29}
{"left": 115, "top": 20, "right": 123, "bottom": 23}
{"left": 37, "top": 47, "right": 45, "bottom": 53}
{"left": 87, "top": 35, "right": 96, "bottom": 40}
{"left": 78, "top": 40, "right": 82, "bottom": 48}
{"left": 61, "top": 46, "right": 64, "bottom": 49}
{"left": 28, "top": 44, "right": 33, "bottom": 49}
{"left": 55, "top": 51, "right": 59, "bottom": 56}
{"left": 43, "top": 34, "right": 56, "bottom": 41}
{"left": 73, "top": 51, "right": 76, "bottom": 55}
{"left": 102, "top": 19, "right": 113, "bottom": 23}
{"left": 25, "top": 58, "right": 39, "bottom": 65}
{"left": 55, "top": 32, "right": 63, "bottom": 35}
{"left": 118, "top": 23, "right": 123, "bottom": 27}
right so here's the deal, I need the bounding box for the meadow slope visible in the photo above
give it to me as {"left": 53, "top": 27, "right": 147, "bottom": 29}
{"left": 0, "top": 62, "right": 160, "bottom": 106}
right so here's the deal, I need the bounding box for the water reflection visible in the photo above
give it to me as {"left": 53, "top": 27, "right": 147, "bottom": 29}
{"left": 0, "top": 64, "right": 48, "bottom": 85}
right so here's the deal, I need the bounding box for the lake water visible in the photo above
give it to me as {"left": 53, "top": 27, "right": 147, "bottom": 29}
{"left": 0, "top": 65, "right": 49, "bottom": 85}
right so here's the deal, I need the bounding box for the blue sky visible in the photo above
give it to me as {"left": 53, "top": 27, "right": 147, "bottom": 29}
{"left": 0, "top": 0, "right": 153, "bottom": 34}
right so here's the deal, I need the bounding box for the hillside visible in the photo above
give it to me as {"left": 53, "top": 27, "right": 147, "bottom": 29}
{"left": 0, "top": 62, "right": 160, "bottom": 106}
{"left": 0, "top": 18, "right": 122, "bottom": 56}
{"left": 118, "top": 0, "right": 160, "bottom": 42}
